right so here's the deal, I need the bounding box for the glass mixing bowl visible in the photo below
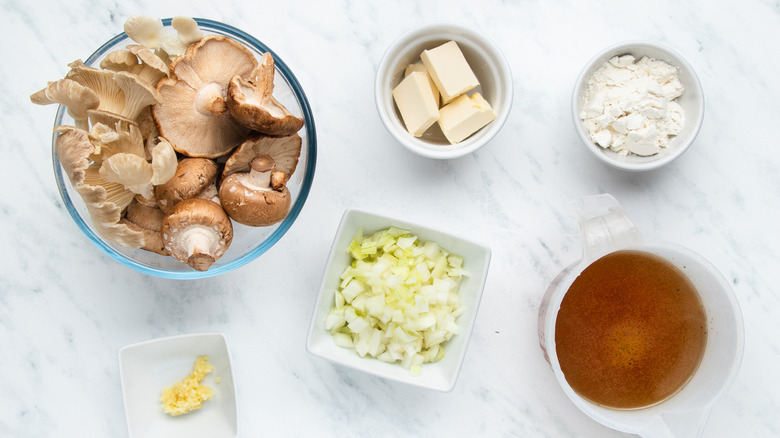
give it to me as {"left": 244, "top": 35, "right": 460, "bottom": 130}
{"left": 51, "top": 18, "right": 317, "bottom": 279}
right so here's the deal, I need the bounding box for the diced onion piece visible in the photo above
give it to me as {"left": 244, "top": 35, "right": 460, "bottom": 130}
{"left": 325, "top": 227, "right": 468, "bottom": 375}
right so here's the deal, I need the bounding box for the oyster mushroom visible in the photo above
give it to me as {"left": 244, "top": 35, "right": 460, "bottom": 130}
{"left": 55, "top": 126, "right": 142, "bottom": 247}
{"left": 164, "top": 16, "right": 205, "bottom": 56}
{"left": 100, "top": 45, "right": 169, "bottom": 86}
{"left": 99, "top": 48, "right": 139, "bottom": 72}
{"left": 88, "top": 121, "right": 145, "bottom": 162}
{"left": 124, "top": 15, "right": 203, "bottom": 60}
{"left": 120, "top": 199, "right": 169, "bottom": 255}
{"left": 153, "top": 35, "right": 257, "bottom": 158}
{"left": 66, "top": 61, "right": 126, "bottom": 116}
{"left": 226, "top": 52, "right": 304, "bottom": 136}
{"left": 150, "top": 139, "right": 177, "bottom": 185}
{"left": 154, "top": 158, "right": 219, "bottom": 212}
{"left": 123, "top": 15, "right": 165, "bottom": 50}
{"left": 67, "top": 60, "right": 163, "bottom": 121}
{"left": 161, "top": 198, "right": 233, "bottom": 271}
{"left": 113, "top": 71, "right": 164, "bottom": 119}
{"left": 219, "top": 155, "right": 291, "bottom": 227}
{"left": 87, "top": 109, "right": 137, "bottom": 132}
{"left": 29, "top": 79, "right": 99, "bottom": 130}
{"left": 222, "top": 133, "right": 302, "bottom": 183}
{"left": 88, "top": 123, "right": 175, "bottom": 198}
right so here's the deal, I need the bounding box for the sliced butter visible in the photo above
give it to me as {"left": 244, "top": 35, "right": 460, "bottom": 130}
{"left": 420, "top": 41, "right": 479, "bottom": 104}
{"left": 392, "top": 71, "right": 439, "bottom": 137}
{"left": 405, "top": 63, "right": 440, "bottom": 107}
{"left": 438, "top": 92, "right": 496, "bottom": 144}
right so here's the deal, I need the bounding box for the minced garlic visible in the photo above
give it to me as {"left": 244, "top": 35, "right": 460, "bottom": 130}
{"left": 160, "top": 355, "right": 214, "bottom": 416}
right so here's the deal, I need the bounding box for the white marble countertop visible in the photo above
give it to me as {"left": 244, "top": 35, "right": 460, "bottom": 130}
{"left": 2, "top": 0, "right": 779, "bottom": 436}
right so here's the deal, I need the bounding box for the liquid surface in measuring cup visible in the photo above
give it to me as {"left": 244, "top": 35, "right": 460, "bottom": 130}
{"left": 555, "top": 250, "right": 707, "bottom": 409}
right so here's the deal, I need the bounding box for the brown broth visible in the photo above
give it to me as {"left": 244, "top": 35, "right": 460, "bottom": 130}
{"left": 555, "top": 250, "right": 707, "bottom": 410}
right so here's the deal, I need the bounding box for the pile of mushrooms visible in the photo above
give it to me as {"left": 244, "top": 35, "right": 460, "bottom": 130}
{"left": 31, "top": 16, "right": 304, "bottom": 272}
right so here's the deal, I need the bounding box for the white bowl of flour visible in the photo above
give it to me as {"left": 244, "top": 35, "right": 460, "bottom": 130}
{"left": 572, "top": 41, "right": 704, "bottom": 171}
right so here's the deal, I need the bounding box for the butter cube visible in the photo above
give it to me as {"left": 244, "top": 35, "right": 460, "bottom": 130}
{"left": 437, "top": 92, "right": 496, "bottom": 144}
{"left": 392, "top": 71, "right": 440, "bottom": 137}
{"left": 420, "top": 41, "right": 479, "bottom": 104}
{"left": 405, "top": 63, "right": 440, "bottom": 106}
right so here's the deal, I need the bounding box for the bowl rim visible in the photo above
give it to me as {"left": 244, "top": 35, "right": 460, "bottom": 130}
{"left": 571, "top": 40, "right": 704, "bottom": 172}
{"left": 374, "top": 21, "right": 513, "bottom": 160}
{"left": 51, "top": 18, "right": 317, "bottom": 279}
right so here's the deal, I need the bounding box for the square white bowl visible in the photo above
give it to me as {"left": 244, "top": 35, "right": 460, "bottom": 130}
{"left": 118, "top": 333, "right": 238, "bottom": 438}
{"left": 306, "top": 209, "right": 491, "bottom": 392}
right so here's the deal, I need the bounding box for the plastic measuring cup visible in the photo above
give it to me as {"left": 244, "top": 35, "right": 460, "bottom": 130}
{"left": 538, "top": 194, "right": 744, "bottom": 437}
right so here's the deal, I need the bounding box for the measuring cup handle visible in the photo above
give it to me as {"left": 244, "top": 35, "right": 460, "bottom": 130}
{"left": 572, "top": 193, "right": 644, "bottom": 261}
{"left": 641, "top": 408, "right": 713, "bottom": 438}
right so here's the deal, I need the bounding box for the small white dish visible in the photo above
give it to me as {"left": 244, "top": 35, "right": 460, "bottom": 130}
{"left": 375, "top": 22, "right": 513, "bottom": 159}
{"left": 572, "top": 41, "right": 704, "bottom": 171}
{"left": 306, "top": 208, "right": 491, "bottom": 392}
{"left": 118, "top": 333, "right": 238, "bottom": 438}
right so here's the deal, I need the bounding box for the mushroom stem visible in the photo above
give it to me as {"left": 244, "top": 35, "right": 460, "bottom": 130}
{"left": 246, "top": 155, "right": 274, "bottom": 189}
{"left": 161, "top": 198, "right": 233, "bottom": 271}
{"left": 173, "top": 224, "right": 222, "bottom": 271}
{"left": 207, "top": 97, "right": 227, "bottom": 115}
{"left": 196, "top": 82, "right": 229, "bottom": 116}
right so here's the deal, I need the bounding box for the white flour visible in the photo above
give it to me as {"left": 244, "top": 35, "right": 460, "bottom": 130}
{"left": 580, "top": 55, "right": 685, "bottom": 156}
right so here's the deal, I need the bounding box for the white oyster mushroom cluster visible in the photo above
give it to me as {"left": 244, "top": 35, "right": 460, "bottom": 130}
{"left": 580, "top": 55, "right": 685, "bottom": 156}
{"left": 32, "top": 16, "right": 305, "bottom": 272}
{"left": 123, "top": 15, "right": 204, "bottom": 61}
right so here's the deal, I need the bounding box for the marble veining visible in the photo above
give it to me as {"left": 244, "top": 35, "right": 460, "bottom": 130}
{"left": 1, "top": 0, "right": 779, "bottom": 436}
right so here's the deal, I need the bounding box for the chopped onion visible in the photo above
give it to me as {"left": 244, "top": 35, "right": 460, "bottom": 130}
{"left": 326, "top": 227, "right": 468, "bottom": 375}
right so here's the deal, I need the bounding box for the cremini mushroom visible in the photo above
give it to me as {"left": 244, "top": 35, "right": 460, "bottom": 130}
{"left": 153, "top": 35, "right": 257, "bottom": 158}
{"left": 219, "top": 155, "right": 291, "bottom": 227}
{"left": 226, "top": 52, "right": 304, "bottom": 136}
{"left": 222, "top": 133, "right": 302, "bottom": 183}
{"left": 121, "top": 199, "right": 169, "bottom": 255}
{"left": 161, "top": 198, "right": 233, "bottom": 271}
{"left": 154, "top": 157, "right": 219, "bottom": 212}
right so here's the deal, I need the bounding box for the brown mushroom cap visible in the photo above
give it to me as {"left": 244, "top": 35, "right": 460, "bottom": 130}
{"left": 152, "top": 35, "right": 257, "bottom": 158}
{"left": 154, "top": 157, "right": 218, "bottom": 212}
{"left": 122, "top": 199, "right": 169, "bottom": 255}
{"left": 226, "top": 52, "right": 304, "bottom": 136}
{"left": 219, "top": 155, "right": 291, "bottom": 227}
{"left": 161, "top": 198, "right": 233, "bottom": 271}
{"left": 126, "top": 199, "right": 165, "bottom": 231}
{"left": 222, "top": 133, "right": 302, "bottom": 180}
